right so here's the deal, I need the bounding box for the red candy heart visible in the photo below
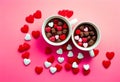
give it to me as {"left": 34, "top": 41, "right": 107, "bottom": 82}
{"left": 21, "top": 24, "right": 29, "bottom": 33}
{"left": 53, "top": 19, "right": 58, "bottom": 24}
{"left": 82, "top": 38, "right": 87, "bottom": 43}
{"left": 67, "top": 57, "right": 75, "bottom": 64}
{"left": 22, "top": 52, "right": 30, "bottom": 59}
{"left": 25, "top": 15, "right": 34, "bottom": 23}
{"left": 33, "top": 10, "right": 42, "bottom": 19}
{"left": 49, "top": 36, "right": 55, "bottom": 42}
{"left": 57, "top": 26, "right": 62, "bottom": 31}
{"left": 45, "top": 27, "right": 51, "bottom": 32}
{"left": 54, "top": 24, "right": 57, "bottom": 28}
{"left": 55, "top": 64, "right": 62, "bottom": 72}
{"left": 72, "top": 68, "right": 79, "bottom": 74}
{"left": 67, "top": 11, "right": 73, "bottom": 18}
{"left": 106, "top": 52, "right": 115, "bottom": 60}
{"left": 35, "top": 66, "right": 43, "bottom": 74}
{"left": 60, "top": 34, "right": 66, "bottom": 40}
{"left": 75, "top": 29, "right": 81, "bottom": 35}
{"left": 63, "top": 23, "right": 68, "bottom": 29}
{"left": 64, "top": 63, "right": 72, "bottom": 71}
{"left": 61, "top": 44, "right": 68, "bottom": 52}
{"left": 83, "top": 69, "right": 90, "bottom": 75}
{"left": 47, "top": 56, "right": 55, "bottom": 63}
{"left": 58, "top": 10, "right": 73, "bottom": 18}
{"left": 78, "top": 42, "right": 83, "bottom": 46}
{"left": 18, "top": 45, "right": 25, "bottom": 52}
{"left": 93, "top": 49, "right": 99, "bottom": 57}
{"left": 32, "top": 31, "right": 40, "bottom": 39}
{"left": 18, "top": 43, "right": 30, "bottom": 52}
{"left": 102, "top": 60, "right": 111, "bottom": 68}
{"left": 45, "top": 47, "right": 52, "bottom": 54}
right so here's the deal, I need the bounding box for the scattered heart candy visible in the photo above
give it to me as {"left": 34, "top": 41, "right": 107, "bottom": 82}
{"left": 33, "top": 10, "right": 42, "bottom": 19}
{"left": 83, "top": 43, "right": 88, "bottom": 48}
{"left": 83, "top": 64, "right": 90, "bottom": 71}
{"left": 83, "top": 69, "right": 90, "bottom": 75}
{"left": 49, "top": 36, "right": 55, "bottom": 42}
{"left": 72, "top": 68, "right": 79, "bottom": 74}
{"left": 49, "top": 67, "right": 57, "bottom": 74}
{"left": 60, "top": 34, "right": 66, "bottom": 40}
{"left": 56, "top": 48, "right": 63, "bottom": 55}
{"left": 45, "top": 47, "right": 52, "bottom": 54}
{"left": 35, "top": 66, "right": 43, "bottom": 74}
{"left": 106, "top": 52, "right": 115, "bottom": 60}
{"left": 78, "top": 38, "right": 82, "bottom": 42}
{"left": 58, "top": 57, "right": 64, "bottom": 63}
{"left": 18, "top": 43, "right": 30, "bottom": 52}
{"left": 67, "top": 51, "right": 74, "bottom": 57}
{"left": 45, "top": 27, "right": 51, "bottom": 33}
{"left": 44, "top": 61, "right": 52, "bottom": 68}
{"left": 93, "top": 49, "right": 99, "bottom": 57}
{"left": 55, "top": 64, "right": 62, "bottom": 72}
{"left": 82, "top": 38, "right": 87, "bottom": 43}
{"left": 89, "top": 50, "right": 95, "bottom": 57}
{"left": 77, "top": 53, "right": 84, "bottom": 59}
{"left": 21, "top": 24, "right": 29, "bottom": 33}
{"left": 48, "top": 22, "right": 54, "bottom": 27}
{"left": 72, "top": 62, "right": 78, "bottom": 68}
{"left": 55, "top": 35, "right": 59, "bottom": 39}
{"left": 84, "top": 27, "right": 88, "bottom": 32}
{"left": 23, "top": 58, "right": 31, "bottom": 66}
{"left": 25, "top": 15, "right": 34, "bottom": 23}
{"left": 75, "top": 29, "right": 81, "bottom": 35}
{"left": 74, "top": 35, "right": 79, "bottom": 40}
{"left": 22, "top": 52, "right": 30, "bottom": 59}
{"left": 47, "top": 56, "right": 55, "bottom": 63}
{"left": 67, "top": 44, "right": 72, "bottom": 50}
{"left": 24, "top": 33, "right": 31, "bottom": 41}
{"left": 57, "top": 26, "right": 62, "bottom": 31}
{"left": 64, "top": 63, "right": 72, "bottom": 71}
{"left": 102, "top": 60, "right": 111, "bottom": 68}
{"left": 32, "top": 30, "right": 40, "bottom": 39}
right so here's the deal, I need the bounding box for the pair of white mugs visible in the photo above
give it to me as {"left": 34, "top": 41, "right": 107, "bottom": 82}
{"left": 42, "top": 15, "right": 101, "bottom": 57}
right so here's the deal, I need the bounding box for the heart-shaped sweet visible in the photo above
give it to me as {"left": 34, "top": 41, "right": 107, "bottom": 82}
{"left": 77, "top": 53, "right": 84, "bottom": 59}
{"left": 22, "top": 52, "right": 30, "bottom": 59}
{"left": 48, "top": 22, "right": 54, "bottom": 27}
{"left": 72, "top": 68, "right": 79, "bottom": 74}
{"left": 18, "top": 43, "right": 30, "bottom": 52}
{"left": 24, "top": 33, "right": 31, "bottom": 41}
{"left": 45, "top": 27, "right": 51, "bottom": 33}
{"left": 23, "top": 58, "right": 31, "bottom": 66}
{"left": 74, "top": 35, "right": 79, "bottom": 40}
{"left": 32, "top": 30, "right": 40, "bottom": 39}
{"left": 82, "top": 38, "right": 87, "bottom": 43}
{"left": 57, "top": 26, "right": 62, "bottom": 31}
{"left": 78, "top": 42, "right": 83, "bottom": 46}
{"left": 49, "top": 36, "right": 55, "bottom": 42}
{"left": 56, "top": 48, "right": 63, "bottom": 55}
{"left": 47, "top": 56, "right": 55, "bottom": 63}
{"left": 106, "top": 52, "right": 115, "bottom": 60}
{"left": 33, "top": 10, "right": 42, "bottom": 19}
{"left": 83, "top": 64, "right": 90, "bottom": 70}
{"left": 60, "top": 34, "right": 66, "bottom": 40}
{"left": 67, "top": 51, "right": 74, "bottom": 57}
{"left": 75, "top": 29, "right": 81, "bottom": 35}
{"left": 102, "top": 60, "right": 111, "bottom": 68}
{"left": 67, "top": 10, "right": 73, "bottom": 18}
{"left": 49, "top": 67, "right": 57, "bottom": 74}
{"left": 93, "top": 49, "right": 99, "bottom": 56}
{"left": 78, "top": 38, "right": 82, "bottom": 42}
{"left": 84, "top": 27, "right": 88, "bottom": 32}
{"left": 58, "top": 57, "right": 64, "bottom": 63}
{"left": 21, "top": 24, "right": 29, "bottom": 33}
{"left": 25, "top": 15, "right": 34, "bottom": 23}
{"left": 83, "top": 43, "right": 88, "bottom": 48}
{"left": 64, "top": 63, "right": 72, "bottom": 71}
{"left": 55, "top": 64, "right": 62, "bottom": 72}
{"left": 83, "top": 69, "right": 90, "bottom": 75}
{"left": 89, "top": 50, "right": 95, "bottom": 57}
{"left": 44, "top": 61, "right": 52, "bottom": 68}
{"left": 35, "top": 66, "right": 43, "bottom": 74}
{"left": 63, "top": 23, "right": 68, "bottom": 28}
{"left": 55, "top": 35, "right": 59, "bottom": 39}
{"left": 67, "top": 44, "right": 72, "bottom": 50}
{"left": 72, "top": 62, "right": 78, "bottom": 68}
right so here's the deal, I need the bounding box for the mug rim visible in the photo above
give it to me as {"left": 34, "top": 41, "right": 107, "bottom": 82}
{"left": 42, "top": 15, "right": 72, "bottom": 46}
{"left": 71, "top": 22, "right": 101, "bottom": 51}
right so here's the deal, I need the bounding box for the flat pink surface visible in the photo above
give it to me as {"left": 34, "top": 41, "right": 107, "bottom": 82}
{"left": 0, "top": 0, "right": 120, "bottom": 82}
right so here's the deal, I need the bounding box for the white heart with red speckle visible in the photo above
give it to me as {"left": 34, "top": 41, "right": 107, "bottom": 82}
{"left": 72, "top": 62, "right": 78, "bottom": 68}
{"left": 77, "top": 53, "right": 84, "bottom": 59}
{"left": 83, "top": 43, "right": 88, "bottom": 48}
{"left": 83, "top": 64, "right": 90, "bottom": 70}
{"left": 58, "top": 57, "right": 64, "bottom": 63}
{"left": 23, "top": 58, "right": 31, "bottom": 66}
{"left": 24, "top": 33, "right": 31, "bottom": 41}
{"left": 74, "top": 35, "right": 79, "bottom": 40}
{"left": 48, "top": 22, "right": 54, "bottom": 27}
{"left": 44, "top": 61, "right": 52, "bottom": 68}
{"left": 49, "top": 67, "right": 57, "bottom": 74}
{"left": 67, "top": 44, "right": 72, "bottom": 50}
{"left": 56, "top": 48, "right": 63, "bottom": 55}
{"left": 67, "top": 51, "right": 74, "bottom": 57}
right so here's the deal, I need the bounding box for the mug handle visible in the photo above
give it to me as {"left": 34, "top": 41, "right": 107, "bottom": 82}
{"left": 89, "top": 50, "right": 95, "bottom": 57}
{"left": 69, "top": 18, "right": 78, "bottom": 26}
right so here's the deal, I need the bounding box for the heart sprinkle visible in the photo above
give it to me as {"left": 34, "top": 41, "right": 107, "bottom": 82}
{"left": 83, "top": 43, "right": 88, "bottom": 48}
{"left": 83, "top": 64, "right": 90, "bottom": 71}
{"left": 48, "top": 22, "right": 54, "bottom": 27}
{"left": 47, "top": 56, "right": 55, "bottom": 63}
{"left": 64, "top": 63, "right": 72, "bottom": 71}
{"left": 74, "top": 35, "right": 79, "bottom": 40}
{"left": 77, "top": 53, "right": 84, "bottom": 59}
{"left": 55, "top": 35, "right": 59, "bottom": 39}
{"left": 33, "top": 10, "right": 42, "bottom": 19}
{"left": 84, "top": 27, "right": 88, "bottom": 32}
{"left": 93, "top": 49, "right": 99, "bottom": 57}
{"left": 32, "top": 30, "right": 40, "bottom": 39}
{"left": 106, "top": 52, "right": 115, "bottom": 60}
{"left": 72, "top": 62, "right": 78, "bottom": 68}
{"left": 21, "top": 24, "right": 29, "bottom": 33}
{"left": 58, "top": 57, "right": 64, "bottom": 63}
{"left": 23, "top": 58, "right": 31, "bottom": 66}
{"left": 24, "top": 33, "right": 31, "bottom": 41}
{"left": 67, "top": 51, "right": 74, "bottom": 57}
{"left": 49, "top": 67, "right": 57, "bottom": 74}
{"left": 25, "top": 15, "right": 34, "bottom": 23}
{"left": 102, "top": 60, "right": 111, "bottom": 68}
{"left": 56, "top": 48, "right": 63, "bottom": 55}
{"left": 44, "top": 61, "right": 52, "bottom": 68}
{"left": 55, "top": 64, "right": 62, "bottom": 72}
{"left": 22, "top": 52, "right": 30, "bottom": 59}
{"left": 35, "top": 66, "right": 43, "bottom": 74}
{"left": 72, "top": 68, "right": 79, "bottom": 74}
{"left": 67, "top": 44, "right": 72, "bottom": 50}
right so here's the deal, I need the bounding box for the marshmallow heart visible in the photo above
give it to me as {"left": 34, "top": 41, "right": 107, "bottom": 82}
{"left": 55, "top": 35, "right": 59, "bottom": 39}
{"left": 49, "top": 67, "right": 57, "bottom": 74}
{"left": 58, "top": 57, "right": 64, "bottom": 63}
{"left": 77, "top": 53, "right": 84, "bottom": 59}
{"left": 67, "top": 51, "right": 74, "bottom": 57}
{"left": 48, "top": 22, "right": 54, "bottom": 27}
{"left": 83, "top": 43, "right": 88, "bottom": 48}
{"left": 83, "top": 64, "right": 90, "bottom": 70}
{"left": 84, "top": 27, "right": 88, "bottom": 31}
{"left": 56, "top": 48, "right": 63, "bottom": 55}
{"left": 67, "top": 44, "right": 72, "bottom": 50}
{"left": 44, "top": 61, "right": 52, "bottom": 68}
{"left": 24, "top": 33, "right": 31, "bottom": 41}
{"left": 23, "top": 58, "right": 31, "bottom": 66}
{"left": 74, "top": 35, "right": 79, "bottom": 40}
{"left": 78, "top": 38, "right": 82, "bottom": 42}
{"left": 72, "top": 62, "right": 78, "bottom": 68}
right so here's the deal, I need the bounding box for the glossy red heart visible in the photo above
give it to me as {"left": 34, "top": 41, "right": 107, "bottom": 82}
{"left": 102, "top": 60, "right": 111, "bottom": 68}
{"left": 18, "top": 45, "right": 25, "bottom": 52}
{"left": 75, "top": 29, "right": 81, "bottom": 35}
{"left": 18, "top": 43, "right": 30, "bottom": 52}
{"left": 82, "top": 38, "right": 87, "bottom": 43}
{"left": 60, "top": 34, "right": 66, "bottom": 40}
{"left": 49, "top": 36, "right": 55, "bottom": 42}
{"left": 21, "top": 52, "right": 30, "bottom": 59}
{"left": 33, "top": 10, "right": 42, "bottom": 19}
{"left": 21, "top": 24, "right": 29, "bottom": 33}
{"left": 45, "top": 47, "right": 52, "bottom": 54}
{"left": 106, "top": 52, "right": 115, "bottom": 60}
{"left": 83, "top": 69, "right": 90, "bottom": 75}
{"left": 32, "top": 31, "right": 40, "bottom": 39}
{"left": 47, "top": 56, "right": 55, "bottom": 63}
{"left": 64, "top": 63, "right": 72, "bottom": 71}
{"left": 72, "top": 68, "right": 80, "bottom": 74}
{"left": 63, "top": 23, "right": 68, "bottom": 29}
{"left": 25, "top": 15, "right": 34, "bottom": 23}
{"left": 67, "top": 10, "right": 73, "bottom": 18}
{"left": 55, "top": 64, "right": 62, "bottom": 72}
{"left": 93, "top": 49, "right": 99, "bottom": 57}
{"left": 35, "top": 66, "right": 43, "bottom": 74}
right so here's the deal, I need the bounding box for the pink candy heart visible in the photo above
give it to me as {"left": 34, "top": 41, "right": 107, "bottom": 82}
{"left": 45, "top": 27, "right": 51, "bottom": 32}
{"left": 49, "top": 36, "right": 55, "bottom": 42}
{"left": 57, "top": 26, "right": 62, "bottom": 31}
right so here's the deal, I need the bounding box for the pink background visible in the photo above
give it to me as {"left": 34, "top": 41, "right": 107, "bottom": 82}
{"left": 0, "top": 0, "right": 120, "bottom": 82}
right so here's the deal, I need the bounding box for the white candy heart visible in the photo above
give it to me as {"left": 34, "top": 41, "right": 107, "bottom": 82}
{"left": 56, "top": 48, "right": 63, "bottom": 55}
{"left": 74, "top": 35, "right": 79, "bottom": 40}
{"left": 78, "top": 38, "right": 82, "bottom": 42}
{"left": 77, "top": 53, "right": 84, "bottom": 59}
{"left": 89, "top": 50, "right": 95, "bottom": 57}
{"left": 83, "top": 43, "right": 88, "bottom": 48}
{"left": 67, "top": 51, "right": 74, "bottom": 57}
{"left": 48, "top": 22, "right": 54, "bottom": 27}
{"left": 83, "top": 64, "right": 90, "bottom": 70}
{"left": 84, "top": 27, "right": 88, "bottom": 31}
{"left": 23, "top": 58, "right": 31, "bottom": 66}
{"left": 49, "top": 67, "right": 57, "bottom": 74}
{"left": 55, "top": 35, "right": 59, "bottom": 39}
{"left": 24, "top": 33, "right": 31, "bottom": 41}
{"left": 44, "top": 61, "right": 52, "bottom": 68}
{"left": 58, "top": 57, "right": 64, "bottom": 63}
{"left": 72, "top": 62, "right": 78, "bottom": 68}
{"left": 67, "top": 44, "right": 72, "bottom": 50}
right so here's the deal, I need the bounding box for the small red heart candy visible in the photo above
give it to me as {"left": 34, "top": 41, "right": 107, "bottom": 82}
{"left": 60, "top": 34, "right": 66, "bottom": 40}
{"left": 35, "top": 66, "right": 43, "bottom": 74}
{"left": 22, "top": 52, "right": 30, "bottom": 59}
{"left": 47, "top": 55, "right": 55, "bottom": 63}
{"left": 93, "top": 49, "right": 99, "bottom": 57}
{"left": 54, "top": 24, "right": 58, "bottom": 28}
{"left": 61, "top": 44, "right": 68, "bottom": 52}
{"left": 75, "top": 29, "right": 81, "bottom": 35}
{"left": 72, "top": 68, "right": 79, "bottom": 74}
{"left": 57, "top": 26, "right": 62, "bottom": 31}
{"left": 67, "top": 57, "right": 75, "bottom": 64}
{"left": 33, "top": 10, "right": 42, "bottom": 19}
{"left": 106, "top": 52, "right": 115, "bottom": 60}
{"left": 49, "top": 36, "right": 55, "bottom": 42}
{"left": 45, "top": 27, "right": 51, "bottom": 32}
{"left": 23, "top": 43, "right": 30, "bottom": 51}
{"left": 64, "top": 63, "right": 72, "bottom": 71}
{"left": 53, "top": 19, "right": 58, "bottom": 24}
{"left": 102, "top": 60, "right": 111, "bottom": 68}
{"left": 63, "top": 23, "right": 68, "bottom": 29}
{"left": 78, "top": 42, "right": 83, "bottom": 46}
{"left": 55, "top": 64, "right": 62, "bottom": 72}
{"left": 82, "top": 38, "right": 87, "bottom": 43}
{"left": 21, "top": 24, "right": 29, "bottom": 33}
{"left": 83, "top": 69, "right": 90, "bottom": 75}
{"left": 58, "top": 10, "right": 62, "bottom": 15}
{"left": 45, "top": 47, "right": 52, "bottom": 54}
{"left": 18, "top": 45, "right": 25, "bottom": 52}
{"left": 74, "top": 57, "right": 81, "bottom": 64}
{"left": 32, "top": 31, "right": 40, "bottom": 39}
{"left": 66, "top": 10, "right": 73, "bottom": 18}
{"left": 25, "top": 15, "right": 34, "bottom": 23}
